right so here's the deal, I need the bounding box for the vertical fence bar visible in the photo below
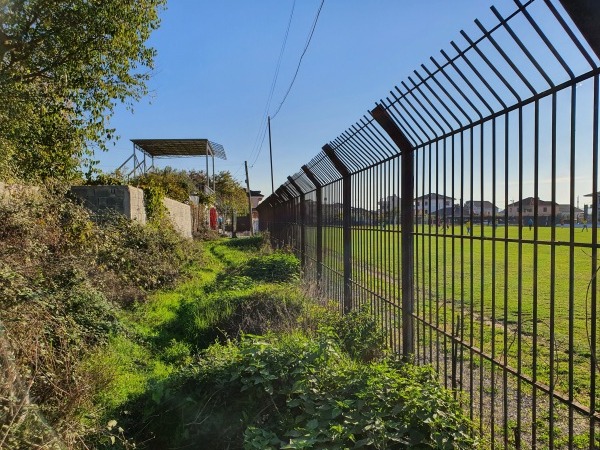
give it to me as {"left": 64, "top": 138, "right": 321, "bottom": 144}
{"left": 287, "top": 177, "right": 306, "bottom": 269}
{"left": 558, "top": 0, "right": 600, "bottom": 60}
{"left": 257, "top": 2, "right": 600, "bottom": 446}
{"left": 371, "top": 104, "right": 415, "bottom": 358}
{"left": 323, "top": 144, "right": 352, "bottom": 313}
{"left": 302, "top": 165, "right": 323, "bottom": 286}
{"left": 590, "top": 74, "right": 599, "bottom": 450}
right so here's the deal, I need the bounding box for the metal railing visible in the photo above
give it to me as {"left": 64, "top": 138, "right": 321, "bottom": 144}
{"left": 257, "top": 0, "right": 600, "bottom": 448}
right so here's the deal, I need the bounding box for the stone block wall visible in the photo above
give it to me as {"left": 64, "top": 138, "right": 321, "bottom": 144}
{"left": 162, "top": 196, "right": 192, "bottom": 238}
{"left": 70, "top": 185, "right": 192, "bottom": 238}
{"left": 70, "top": 185, "right": 146, "bottom": 223}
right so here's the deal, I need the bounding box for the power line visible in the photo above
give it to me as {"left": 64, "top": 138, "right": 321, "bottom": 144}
{"left": 250, "top": 119, "right": 270, "bottom": 167}
{"left": 248, "top": 0, "right": 296, "bottom": 166}
{"left": 251, "top": 0, "right": 326, "bottom": 168}
{"left": 232, "top": 162, "right": 246, "bottom": 179}
{"left": 270, "top": 0, "right": 325, "bottom": 120}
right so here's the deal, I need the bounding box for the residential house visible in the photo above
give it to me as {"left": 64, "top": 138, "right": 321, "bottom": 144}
{"left": 378, "top": 195, "right": 401, "bottom": 225}
{"left": 505, "top": 197, "right": 558, "bottom": 219}
{"left": 249, "top": 190, "right": 264, "bottom": 210}
{"left": 249, "top": 190, "right": 264, "bottom": 232}
{"left": 584, "top": 192, "right": 599, "bottom": 215}
{"left": 432, "top": 204, "right": 466, "bottom": 222}
{"left": 557, "top": 204, "right": 584, "bottom": 221}
{"left": 584, "top": 192, "right": 600, "bottom": 208}
{"left": 351, "top": 206, "right": 378, "bottom": 225}
{"left": 464, "top": 200, "right": 499, "bottom": 218}
{"left": 378, "top": 195, "right": 400, "bottom": 212}
{"left": 415, "top": 193, "right": 454, "bottom": 215}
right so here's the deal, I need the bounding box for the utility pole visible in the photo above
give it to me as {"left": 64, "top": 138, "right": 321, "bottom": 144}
{"left": 268, "top": 115, "right": 274, "bottom": 195}
{"left": 244, "top": 161, "right": 254, "bottom": 236}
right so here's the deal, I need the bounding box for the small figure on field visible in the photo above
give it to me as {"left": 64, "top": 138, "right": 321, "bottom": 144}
{"left": 465, "top": 219, "right": 471, "bottom": 235}
{"left": 528, "top": 218, "right": 533, "bottom": 231}
{"left": 582, "top": 218, "right": 588, "bottom": 231}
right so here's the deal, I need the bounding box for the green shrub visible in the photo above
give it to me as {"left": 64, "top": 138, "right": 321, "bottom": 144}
{"left": 242, "top": 251, "right": 300, "bottom": 283}
{"left": 142, "top": 185, "right": 167, "bottom": 221}
{"left": 0, "top": 184, "right": 201, "bottom": 447}
{"left": 84, "top": 170, "right": 125, "bottom": 186}
{"left": 158, "top": 284, "right": 306, "bottom": 350}
{"left": 161, "top": 339, "right": 192, "bottom": 366}
{"left": 95, "top": 212, "right": 192, "bottom": 300}
{"left": 329, "top": 306, "right": 388, "bottom": 362}
{"left": 223, "top": 235, "right": 268, "bottom": 251}
{"left": 131, "top": 167, "right": 197, "bottom": 204}
{"left": 204, "top": 273, "right": 255, "bottom": 293}
{"left": 120, "top": 334, "right": 476, "bottom": 449}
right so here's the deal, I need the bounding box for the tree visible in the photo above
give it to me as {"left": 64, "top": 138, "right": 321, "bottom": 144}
{"left": 0, "top": 0, "right": 166, "bottom": 181}
{"left": 214, "top": 171, "right": 248, "bottom": 216}
{"left": 131, "top": 167, "right": 196, "bottom": 204}
{"left": 212, "top": 171, "right": 248, "bottom": 237}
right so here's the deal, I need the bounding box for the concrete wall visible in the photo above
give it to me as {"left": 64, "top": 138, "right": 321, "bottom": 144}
{"left": 70, "top": 185, "right": 192, "bottom": 238}
{"left": 70, "top": 185, "right": 147, "bottom": 223}
{"left": 162, "top": 196, "right": 192, "bottom": 238}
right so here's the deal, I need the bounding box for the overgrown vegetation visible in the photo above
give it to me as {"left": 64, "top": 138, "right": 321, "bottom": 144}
{"left": 0, "top": 188, "right": 475, "bottom": 448}
{"left": 90, "top": 236, "right": 476, "bottom": 449}
{"left": 124, "top": 334, "right": 474, "bottom": 450}
{"left": 131, "top": 167, "right": 198, "bottom": 204}
{"left": 127, "top": 167, "right": 250, "bottom": 217}
{"left": 0, "top": 184, "right": 199, "bottom": 447}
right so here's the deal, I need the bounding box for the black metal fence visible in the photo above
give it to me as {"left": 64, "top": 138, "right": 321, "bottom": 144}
{"left": 257, "top": 1, "right": 600, "bottom": 448}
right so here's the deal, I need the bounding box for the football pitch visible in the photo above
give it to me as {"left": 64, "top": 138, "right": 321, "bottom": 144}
{"left": 315, "top": 223, "right": 599, "bottom": 411}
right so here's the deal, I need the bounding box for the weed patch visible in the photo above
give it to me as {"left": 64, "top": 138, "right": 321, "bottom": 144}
{"left": 121, "top": 333, "right": 476, "bottom": 449}
{"left": 0, "top": 185, "right": 202, "bottom": 447}
{"left": 242, "top": 251, "right": 301, "bottom": 283}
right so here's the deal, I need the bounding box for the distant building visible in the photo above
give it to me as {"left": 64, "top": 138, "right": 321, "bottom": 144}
{"left": 464, "top": 200, "right": 499, "bottom": 217}
{"left": 433, "top": 204, "right": 466, "bottom": 221}
{"left": 505, "top": 197, "right": 558, "bottom": 218}
{"left": 249, "top": 190, "right": 264, "bottom": 210}
{"left": 249, "top": 190, "right": 264, "bottom": 232}
{"left": 378, "top": 195, "right": 400, "bottom": 212}
{"left": 415, "top": 193, "right": 454, "bottom": 215}
{"left": 557, "top": 204, "right": 584, "bottom": 221}
{"left": 378, "top": 195, "right": 401, "bottom": 225}
{"left": 584, "top": 192, "right": 600, "bottom": 212}
{"left": 351, "top": 206, "right": 378, "bottom": 225}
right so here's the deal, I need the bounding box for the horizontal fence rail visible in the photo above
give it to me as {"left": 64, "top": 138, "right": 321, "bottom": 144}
{"left": 257, "top": 1, "right": 600, "bottom": 448}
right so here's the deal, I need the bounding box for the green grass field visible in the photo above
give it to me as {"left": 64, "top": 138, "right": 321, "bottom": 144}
{"left": 308, "top": 224, "right": 599, "bottom": 418}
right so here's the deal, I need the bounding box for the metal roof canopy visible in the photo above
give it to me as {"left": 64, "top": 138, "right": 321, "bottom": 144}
{"left": 130, "top": 139, "right": 227, "bottom": 160}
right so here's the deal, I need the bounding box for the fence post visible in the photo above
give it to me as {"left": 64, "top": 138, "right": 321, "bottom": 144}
{"left": 302, "top": 165, "right": 323, "bottom": 287}
{"left": 287, "top": 176, "right": 306, "bottom": 269}
{"left": 371, "top": 104, "right": 415, "bottom": 359}
{"left": 275, "top": 188, "right": 288, "bottom": 247}
{"left": 558, "top": 1, "right": 600, "bottom": 59}
{"left": 279, "top": 186, "right": 295, "bottom": 248}
{"left": 323, "top": 144, "right": 352, "bottom": 314}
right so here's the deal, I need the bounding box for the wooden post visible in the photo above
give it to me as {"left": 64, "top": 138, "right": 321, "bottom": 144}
{"left": 245, "top": 161, "right": 254, "bottom": 236}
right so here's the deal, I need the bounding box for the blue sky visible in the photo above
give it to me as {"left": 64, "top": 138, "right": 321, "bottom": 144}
{"left": 97, "top": 0, "right": 598, "bottom": 208}
{"left": 98, "top": 1, "right": 502, "bottom": 192}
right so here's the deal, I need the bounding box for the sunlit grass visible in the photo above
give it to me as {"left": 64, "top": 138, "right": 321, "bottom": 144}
{"left": 309, "top": 224, "right": 600, "bottom": 409}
